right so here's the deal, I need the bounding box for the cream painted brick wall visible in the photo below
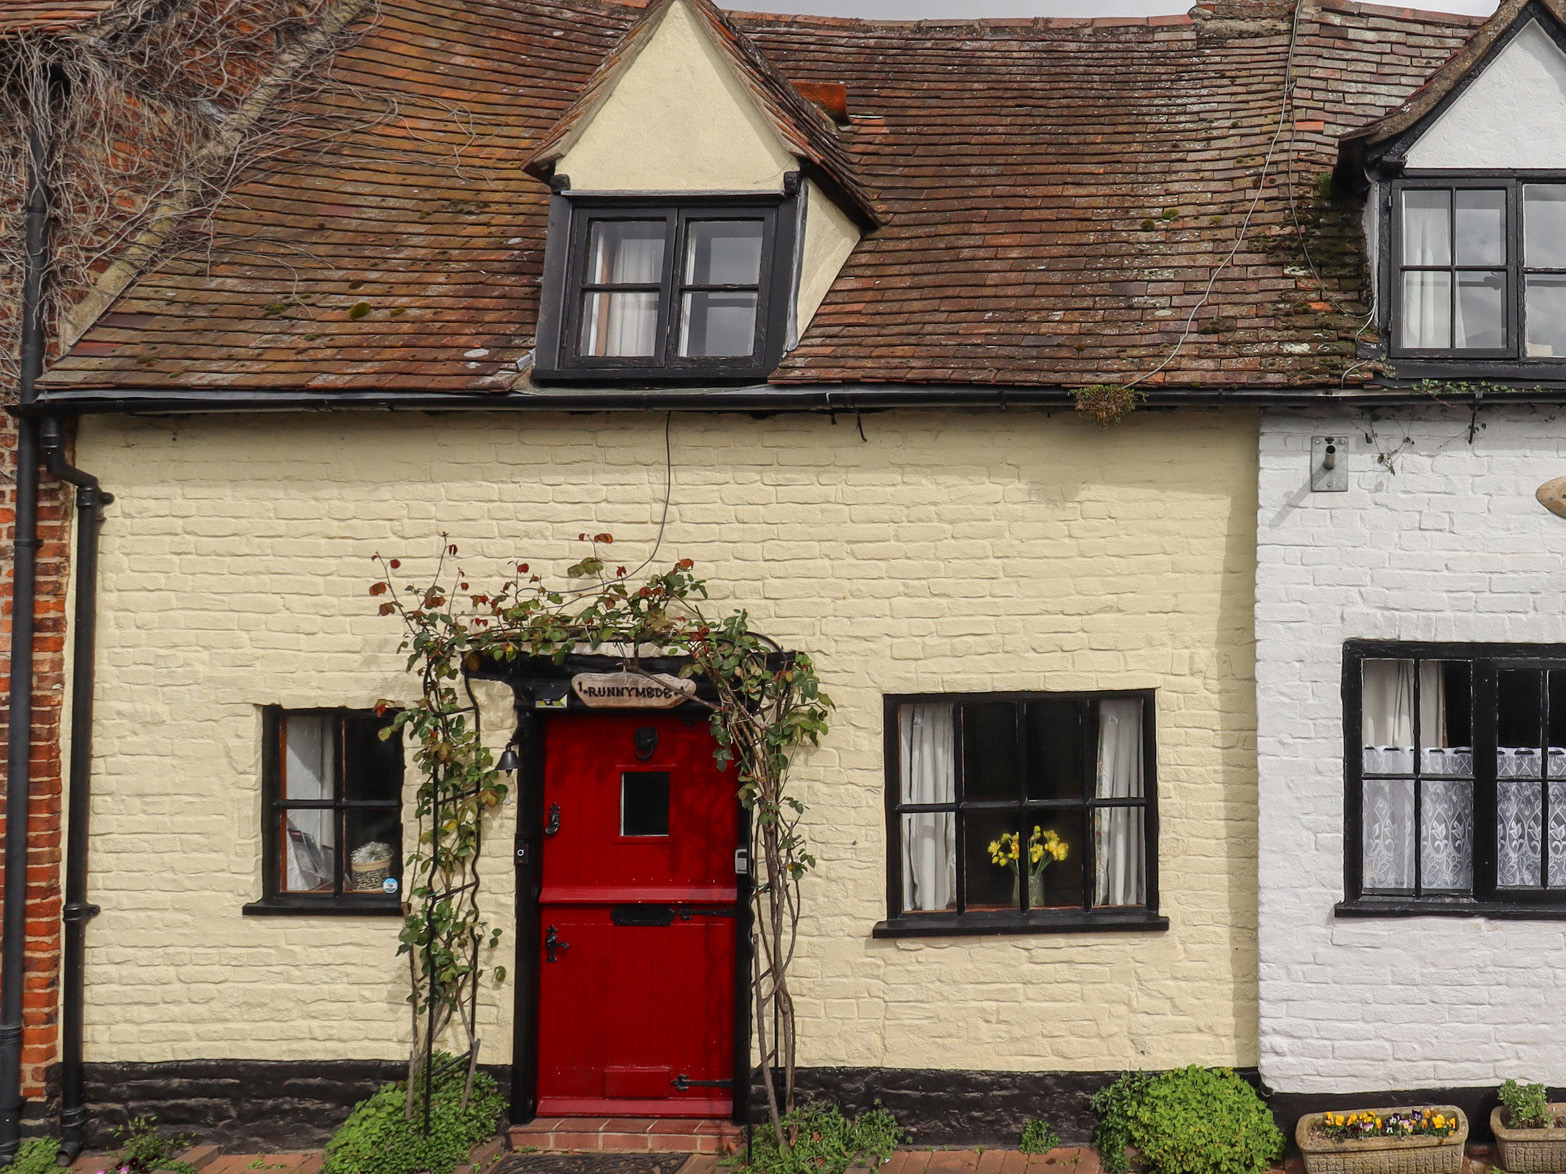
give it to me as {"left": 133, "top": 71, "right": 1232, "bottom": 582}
{"left": 76, "top": 407, "right": 1259, "bottom": 1072}
{"left": 1257, "top": 406, "right": 1566, "bottom": 1094}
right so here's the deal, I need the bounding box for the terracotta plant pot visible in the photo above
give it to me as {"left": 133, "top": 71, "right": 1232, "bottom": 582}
{"left": 1295, "top": 1107, "right": 1468, "bottom": 1174}
{"left": 1492, "top": 1105, "right": 1566, "bottom": 1173}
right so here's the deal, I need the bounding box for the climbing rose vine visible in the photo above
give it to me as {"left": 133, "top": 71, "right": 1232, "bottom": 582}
{"left": 372, "top": 535, "right": 831, "bottom": 1146}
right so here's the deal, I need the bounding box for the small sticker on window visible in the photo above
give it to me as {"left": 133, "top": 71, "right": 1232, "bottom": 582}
{"left": 383, "top": 877, "right": 399, "bottom": 895}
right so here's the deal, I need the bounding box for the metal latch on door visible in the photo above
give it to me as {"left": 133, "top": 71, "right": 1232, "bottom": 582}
{"left": 671, "top": 1074, "right": 736, "bottom": 1091}
{"left": 544, "top": 925, "right": 569, "bottom": 963}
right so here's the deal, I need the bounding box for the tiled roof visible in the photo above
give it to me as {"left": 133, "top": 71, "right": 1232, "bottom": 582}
{"left": 43, "top": 0, "right": 1487, "bottom": 394}
{"left": 524, "top": 0, "right": 879, "bottom": 227}
{"left": 1342, "top": 0, "right": 1560, "bottom": 160}
{"left": 0, "top": 1, "right": 117, "bottom": 35}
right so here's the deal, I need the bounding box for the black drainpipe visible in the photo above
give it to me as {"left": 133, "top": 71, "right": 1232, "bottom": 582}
{"left": 0, "top": 61, "right": 55, "bottom": 1164}
{"left": 0, "top": 57, "right": 111, "bottom": 1163}
{"left": 46, "top": 417, "right": 109, "bottom": 1166}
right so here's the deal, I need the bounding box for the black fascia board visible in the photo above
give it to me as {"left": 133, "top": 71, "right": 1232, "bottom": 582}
{"left": 26, "top": 381, "right": 1566, "bottom": 414}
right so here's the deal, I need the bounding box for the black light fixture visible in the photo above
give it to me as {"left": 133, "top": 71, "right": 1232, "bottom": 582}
{"left": 496, "top": 741, "right": 521, "bottom": 773}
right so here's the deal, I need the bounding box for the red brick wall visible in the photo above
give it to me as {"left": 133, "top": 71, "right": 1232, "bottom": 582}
{"left": 0, "top": 398, "right": 73, "bottom": 1105}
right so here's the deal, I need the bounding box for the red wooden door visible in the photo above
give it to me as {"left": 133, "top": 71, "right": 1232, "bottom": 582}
{"left": 537, "top": 712, "right": 738, "bottom": 1117}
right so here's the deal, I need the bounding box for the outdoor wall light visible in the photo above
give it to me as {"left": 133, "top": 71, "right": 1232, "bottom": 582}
{"left": 496, "top": 742, "right": 521, "bottom": 773}
{"left": 1537, "top": 476, "right": 1566, "bottom": 520}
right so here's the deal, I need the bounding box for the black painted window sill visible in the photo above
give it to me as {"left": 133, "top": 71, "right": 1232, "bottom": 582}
{"left": 872, "top": 910, "right": 1169, "bottom": 938}
{"left": 1336, "top": 899, "right": 1566, "bottom": 920}
{"left": 243, "top": 896, "right": 404, "bottom": 917}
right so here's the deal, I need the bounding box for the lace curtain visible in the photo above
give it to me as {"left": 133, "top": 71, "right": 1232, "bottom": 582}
{"left": 1094, "top": 699, "right": 1145, "bottom": 906}
{"left": 1361, "top": 660, "right": 1472, "bottom": 891}
{"left": 899, "top": 704, "right": 956, "bottom": 911}
{"left": 1495, "top": 737, "right": 1566, "bottom": 889}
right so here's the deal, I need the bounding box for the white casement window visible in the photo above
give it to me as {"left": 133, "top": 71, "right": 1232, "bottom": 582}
{"left": 1392, "top": 180, "right": 1566, "bottom": 360}
{"left": 1346, "top": 643, "right": 1566, "bottom": 915}
{"left": 878, "top": 691, "right": 1166, "bottom": 937}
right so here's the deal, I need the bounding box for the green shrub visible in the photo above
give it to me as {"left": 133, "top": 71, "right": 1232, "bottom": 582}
{"left": 109, "top": 1116, "right": 195, "bottom": 1174}
{"left": 0, "top": 1138, "right": 60, "bottom": 1174}
{"left": 727, "top": 1102, "right": 902, "bottom": 1174}
{"left": 1500, "top": 1079, "right": 1552, "bottom": 1129}
{"left": 1019, "top": 1119, "right": 1059, "bottom": 1155}
{"left": 322, "top": 1057, "right": 505, "bottom": 1174}
{"left": 1092, "top": 1067, "right": 1283, "bottom": 1174}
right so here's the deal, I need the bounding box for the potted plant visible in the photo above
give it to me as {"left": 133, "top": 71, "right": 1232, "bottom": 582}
{"left": 987, "top": 824, "right": 1068, "bottom": 907}
{"left": 1492, "top": 1080, "right": 1566, "bottom": 1173}
{"left": 349, "top": 840, "right": 394, "bottom": 891}
{"left": 1295, "top": 1107, "right": 1467, "bottom": 1174}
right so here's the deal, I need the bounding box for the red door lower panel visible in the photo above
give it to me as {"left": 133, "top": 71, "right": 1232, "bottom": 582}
{"left": 536, "top": 713, "right": 738, "bottom": 1117}
{"left": 536, "top": 904, "right": 735, "bottom": 1116}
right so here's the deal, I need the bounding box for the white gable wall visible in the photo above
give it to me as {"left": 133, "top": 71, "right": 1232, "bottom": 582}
{"left": 1256, "top": 407, "right": 1566, "bottom": 1093}
{"left": 1406, "top": 21, "right": 1566, "bottom": 169}
{"left": 555, "top": 1, "right": 795, "bottom": 192}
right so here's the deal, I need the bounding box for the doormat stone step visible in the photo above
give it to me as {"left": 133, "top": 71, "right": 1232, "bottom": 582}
{"left": 509, "top": 1120, "right": 743, "bottom": 1155}
{"left": 492, "top": 1154, "right": 710, "bottom": 1174}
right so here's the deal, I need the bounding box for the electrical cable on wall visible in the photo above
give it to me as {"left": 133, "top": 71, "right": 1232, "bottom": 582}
{"left": 1125, "top": 0, "right": 1307, "bottom": 390}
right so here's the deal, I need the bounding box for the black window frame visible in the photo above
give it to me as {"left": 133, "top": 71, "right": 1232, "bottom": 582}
{"left": 532, "top": 178, "right": 801, "bottom": 385}
{"left": 1383, "top": 172, "right": 1566, "bottom": 376}
{"left": 1341, "top": 640, "right": 1566, "bottom": 920}
{"left": 875, "top": 690, "right": 1168, "bottom": 938}
{"left": 243, "top": 706, "right": 405, "bottom": 917}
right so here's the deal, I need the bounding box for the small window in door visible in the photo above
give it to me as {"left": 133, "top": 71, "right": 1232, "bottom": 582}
{"left": 622, "top": 771, "right": 671, "bottom": 837}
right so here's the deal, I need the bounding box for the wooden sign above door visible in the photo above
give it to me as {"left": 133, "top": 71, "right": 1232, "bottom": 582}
{"left": 571, "top": 671, "right": 696, "bottom": 709}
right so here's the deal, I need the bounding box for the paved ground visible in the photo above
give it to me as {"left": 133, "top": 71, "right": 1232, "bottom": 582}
{"left": 53, "top": 1145, "right": 1502, "bottom": 1174}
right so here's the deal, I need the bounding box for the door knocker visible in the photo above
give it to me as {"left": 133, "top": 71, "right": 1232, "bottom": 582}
{"left": 634, "top": 726, "right": 659, "bottom": 762}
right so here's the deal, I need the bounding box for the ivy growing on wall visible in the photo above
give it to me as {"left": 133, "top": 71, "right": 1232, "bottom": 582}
{"left": 372, "top": 535, "right": 831, "bottom": 1147}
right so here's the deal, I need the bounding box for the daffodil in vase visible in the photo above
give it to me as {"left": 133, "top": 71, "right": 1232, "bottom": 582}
{"left": 989, "top": 825, "right": 1068, "bottom": 909}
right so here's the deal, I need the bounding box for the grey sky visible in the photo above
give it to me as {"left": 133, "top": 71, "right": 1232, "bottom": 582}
{"left": 725, "top": 0, "right": 1495, "bottom": 19}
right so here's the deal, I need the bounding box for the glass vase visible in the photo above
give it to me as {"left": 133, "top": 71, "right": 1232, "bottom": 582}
{"left": 1011, "top": 870, "right": 1046, "bottom": 910}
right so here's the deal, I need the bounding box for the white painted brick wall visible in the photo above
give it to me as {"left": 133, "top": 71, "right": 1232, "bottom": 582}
{"left": 1257, "top": 405, "right": 1566, "bottom": 1094}
{"left": 78, "top": 407, "right": 1260, "bottom": 1073}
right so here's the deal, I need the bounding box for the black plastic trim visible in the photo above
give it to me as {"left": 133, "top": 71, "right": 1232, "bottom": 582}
{"left": 872, "top": 911, "right": 1169, "bottom": 938}
{"left": 241, "top": 896, "right": 403, "bottom": 916}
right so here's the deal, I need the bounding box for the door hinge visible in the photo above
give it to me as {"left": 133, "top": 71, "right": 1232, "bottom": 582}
{"left": 671, "top": 1074, "right": 735, "bottom": 1091}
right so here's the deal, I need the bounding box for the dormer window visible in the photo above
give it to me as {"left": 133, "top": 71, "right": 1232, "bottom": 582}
{"left": 1391, "top": 178, "right": 1566, "bottom": 362}
{"left": 534, "top": 190, "right": 798, "bottom": 383}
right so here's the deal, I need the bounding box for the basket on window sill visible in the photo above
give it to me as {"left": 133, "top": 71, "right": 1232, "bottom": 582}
{"left": 349, "top": 840, "right": 394, "bottom": 891}
{"left": 351, "top": 857, "right": 392, "bottom": 891}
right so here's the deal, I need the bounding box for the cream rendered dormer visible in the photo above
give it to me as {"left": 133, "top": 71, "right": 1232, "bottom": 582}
{"left": 1342, "top": 0, "right": 1566, "bottom": 380}
{"left": 523, "top": 0, "right": 878, "bottom": 384}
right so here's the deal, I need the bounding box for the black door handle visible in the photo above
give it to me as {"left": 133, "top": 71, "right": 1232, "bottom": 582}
{"left": 544, "top": 803, "right": 561, "bottom": 836}
{"left": 544, "top": 925, "right": 569, "bottom": 963}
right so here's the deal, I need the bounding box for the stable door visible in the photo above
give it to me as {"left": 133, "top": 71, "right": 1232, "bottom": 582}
{"left": 536, "top": 712, "right": 739, "bottom": 1117}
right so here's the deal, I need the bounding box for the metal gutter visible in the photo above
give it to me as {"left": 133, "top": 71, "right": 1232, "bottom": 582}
{"left": 0, "top": 63, "right": 51, "bottom": 1166}
{"left": 27, "top": 383, "right": 1566, "bottom": 415}
{"left": 42, "top": 419, "right": 110, "bottom": 1166}
{"left": 0, "top": 61, "right": 113, "bottom": 1165}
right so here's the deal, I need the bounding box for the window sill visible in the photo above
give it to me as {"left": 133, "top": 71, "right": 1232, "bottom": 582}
{"left": 1336, "top": 898, "right": 1566, "bottom": 920}
{"left": 243, "top": 896, "right": 404, "bottom": 917}
{"left": 872, "top": 910, "right": 1168, "bottom": 938}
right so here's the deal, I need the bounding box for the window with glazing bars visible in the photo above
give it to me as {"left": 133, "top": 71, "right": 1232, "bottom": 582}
{"left": 1345, "top": 643, "right": 1566, "bottom": 911}
{"left": 879, "top": 692, "right": 1163, "bottom": 935}
{"left": 1392, "top": 179, "right": 1566, "bottom": 359}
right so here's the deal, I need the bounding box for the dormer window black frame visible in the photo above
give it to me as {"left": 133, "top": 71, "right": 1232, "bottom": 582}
{"left": 533, "top": 177, "right": 801, "bottom": 384}
{"left": 1382, "top": 173, "right": 1566, "bottom": 373}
